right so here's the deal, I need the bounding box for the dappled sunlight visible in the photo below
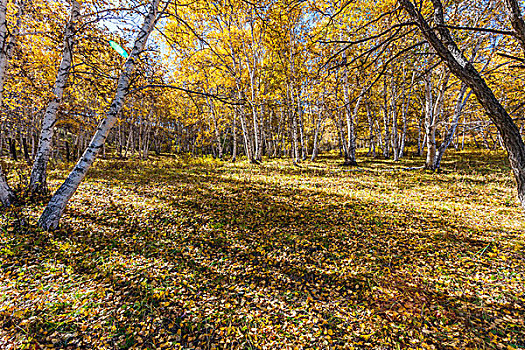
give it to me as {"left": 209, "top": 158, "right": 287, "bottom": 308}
{"left": 1, "top": 152, "right": 524, "bottom": 349}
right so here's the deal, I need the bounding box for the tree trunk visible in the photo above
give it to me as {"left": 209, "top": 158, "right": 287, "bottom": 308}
{"left": 400, "top": 0, "right": 525, "bottom": 208}
{"left": 0, "top": 165, "right": 14, "bottom": 206}
{"left": 298, "top": 101, "right": 307, "bottom": 161}
{"left": 0, "top": 0, "right": 22, "bottom": 102}
{"left": 503, "top": 0, "right": 525, "bottom": 55}
{"left": 38, "top": 0, "right": 160, "bottom": 230}
{"left": 311, "top": 108, "right": 324, "bottom": 161}
{"left": 9, "top": 138, "right": 16, "bottom": 161}
{"left": 292, "top": 108, "right": 299, "bottom": 164}
{"left": 382, "top": 77, "right": 390, "bottom": 158}
{"left": 399, "top": 71, "right": 415, "bottom": 159}
{"left": 0, "top": 0, "right": 22, "bottom": 205}
{"left": 232, "top": 111, "right": 237, "bottom": 162}
{"left": 345, "top": 86, "right": 366, "bottom": 165}
{"left": 22, "top": 137, "right": 29, "bottom": 163}
{"left": 342, "top": 66, "right": 358, "bottom": 165}
{"left": 239, "top": 109, "right": 253, "bottom": 161}
{"left": 365, "top": 100, "right": 376, "bottom": 157}
{"left": 424, "top": 68, "right": 449, "bottom": 170}
{"left": 391, "top": 82, "right": 399, "bottom": 161}
{"left": 29, "top": 0, "right": 81, "bottom": 195}
{"left": 434, "top": 83, "right": 471, "bottom": 169}
{"left": 206, "top": 95, "right": 223, "bottom": 159}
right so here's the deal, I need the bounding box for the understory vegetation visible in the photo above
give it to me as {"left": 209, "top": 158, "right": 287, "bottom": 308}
{"left": 1, "top": 150, "right": 524, "bottom": 349}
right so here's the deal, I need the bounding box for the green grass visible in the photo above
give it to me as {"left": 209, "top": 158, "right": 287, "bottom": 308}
{"left": 1, "top": 149, "right": 524, "bottom": 349}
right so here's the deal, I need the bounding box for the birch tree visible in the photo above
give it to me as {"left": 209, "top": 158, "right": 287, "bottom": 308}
{"left": 433, "top": 82, "right": 471, "bottom": 169}
{"left": 424, "top": 67, "right": 449, "bottom": 170}
{"left": 432, "top": 39, "right": 485, "bottom": 170}
{"left": 38, "top": 0, "right": 162, "bottom": 230}
{"left": 399, "top": 0, "right": 525, "bottom": 208}
{"left": 0, "top": 0, "right": 22, "bottom": 206}
{"left": 29, "top": 0, "right": 81, "bottom": 195}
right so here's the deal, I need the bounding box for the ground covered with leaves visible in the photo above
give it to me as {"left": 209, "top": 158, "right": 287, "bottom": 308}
{"left": 1, "top": 150, "right": 524, "bottom": 349}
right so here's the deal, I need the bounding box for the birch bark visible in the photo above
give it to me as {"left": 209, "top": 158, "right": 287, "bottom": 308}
{"left": 382, "top": 77, "right": 390, "bottom": 158}
{"left": 365, "top": 99, "right": 376, "bottom": 157}
{"left": 424, "top": 69, "right": 449, "bottom": 170}
{"left": 0, "top": 0, "right": 23, "bottom": 206}
{"left": 231, "top": 110, "right": 237, "bottom": 162}
{"left": 432, "top": 41, "right": 483, "bottom": 169}
{"left": 391, "top": 81, "right": 399, "bottom": 161}
{"left": 0, "top": 0, "right": 22, "bottom": 102}
{"left": 400, "top": 0, "right": 525, "bottom": 208}
{"left": 29, "top": 0, "right": 81, "bottom": 195}
{"left": 0, "top": 163, "right": 13, "bottom": 206}
{"left": 433, "top": 83, "right": 471, "bottom": 169}
{"left": 38, "top": 0, "right": 161, "bottom": 230}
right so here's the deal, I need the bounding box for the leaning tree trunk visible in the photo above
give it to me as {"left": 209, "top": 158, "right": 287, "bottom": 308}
{"left": 29, "top": 0, "right": 81, "bottom": 195}
{"left": 434, "top": 83, "right": 472, "bottom": 170}
{"left": 400, "top": 0, "right": 525, "bottom": 208}
{"left": 503, "top": 0, "right": 525, "bottom": 56}
{"left": 38, "top": 0, "right": 160, "bottom": 230}
{"left": 433, "top": 41, "right": 482, "bottom": 170}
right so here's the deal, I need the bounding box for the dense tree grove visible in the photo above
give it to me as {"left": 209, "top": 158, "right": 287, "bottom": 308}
{"left": 1, "top": 0, "right": 525, "bottom": 226}
{"left": 3, "top": 1, "right": 525, "bottom": 349}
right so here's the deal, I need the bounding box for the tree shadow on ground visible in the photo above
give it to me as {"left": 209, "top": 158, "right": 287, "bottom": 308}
{"left": 2, "top": 157, "right": 524, "bottom": 349}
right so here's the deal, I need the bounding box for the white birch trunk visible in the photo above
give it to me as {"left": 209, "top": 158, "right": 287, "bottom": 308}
{"left": 391, "top": 81, "right": 399, "bottom": 161}
{"left": 298, "top": 99, "right": 307, "bottom": 161}
{"left": 424, "top": 69, "right": 449, "bottom": 169}
{"left": 434, "top": 83, "right": 471, "bottom": 169}
{"left": 400, "top": 0, "right": 525, "bottom": 209}
{"left": 38, "top": 0, "right": 161, "bottom": 230}
{"left": 0, "top": 164, "right": 14, "bottom": 206}
{"left": 205, "top": 95, "right": 223, "bottom": 159}
{"left": 29, "top": 0, "right": 81, "bottom": 194}
{"left": 0, "top": 0, "right": 23, "bottom": 102}
{"left": 424, "top": 71, "right": 436, "bottom": 168}
{"left": 0, "top": 0, "right": 22, "bottom": 205}
{"left": 365, "top": 99, "right": 376, "bottom": 157}
{"left": 231, "top": 110, "right": 237, "bottom": 162}
{"left": 0, "top": 0, "right": 9, "bottom": 206}
{"left": 433, "top": 40, "right": 484, "bottom": 169}
{"left": 399, "top": 72, "right": 415, "bottom": 159}
{"left": 342, "top": 63, "right": 353, "bottom": 164}
{"left": 311, "top": 106, "right": 324, "bottom": 161}
{"left": 382, "top": 77, "right": 390, "bottom": 158}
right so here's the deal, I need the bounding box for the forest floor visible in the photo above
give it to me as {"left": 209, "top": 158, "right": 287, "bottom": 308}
{"left": 1, "top": 150, "right": 524, "bottom": 350}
